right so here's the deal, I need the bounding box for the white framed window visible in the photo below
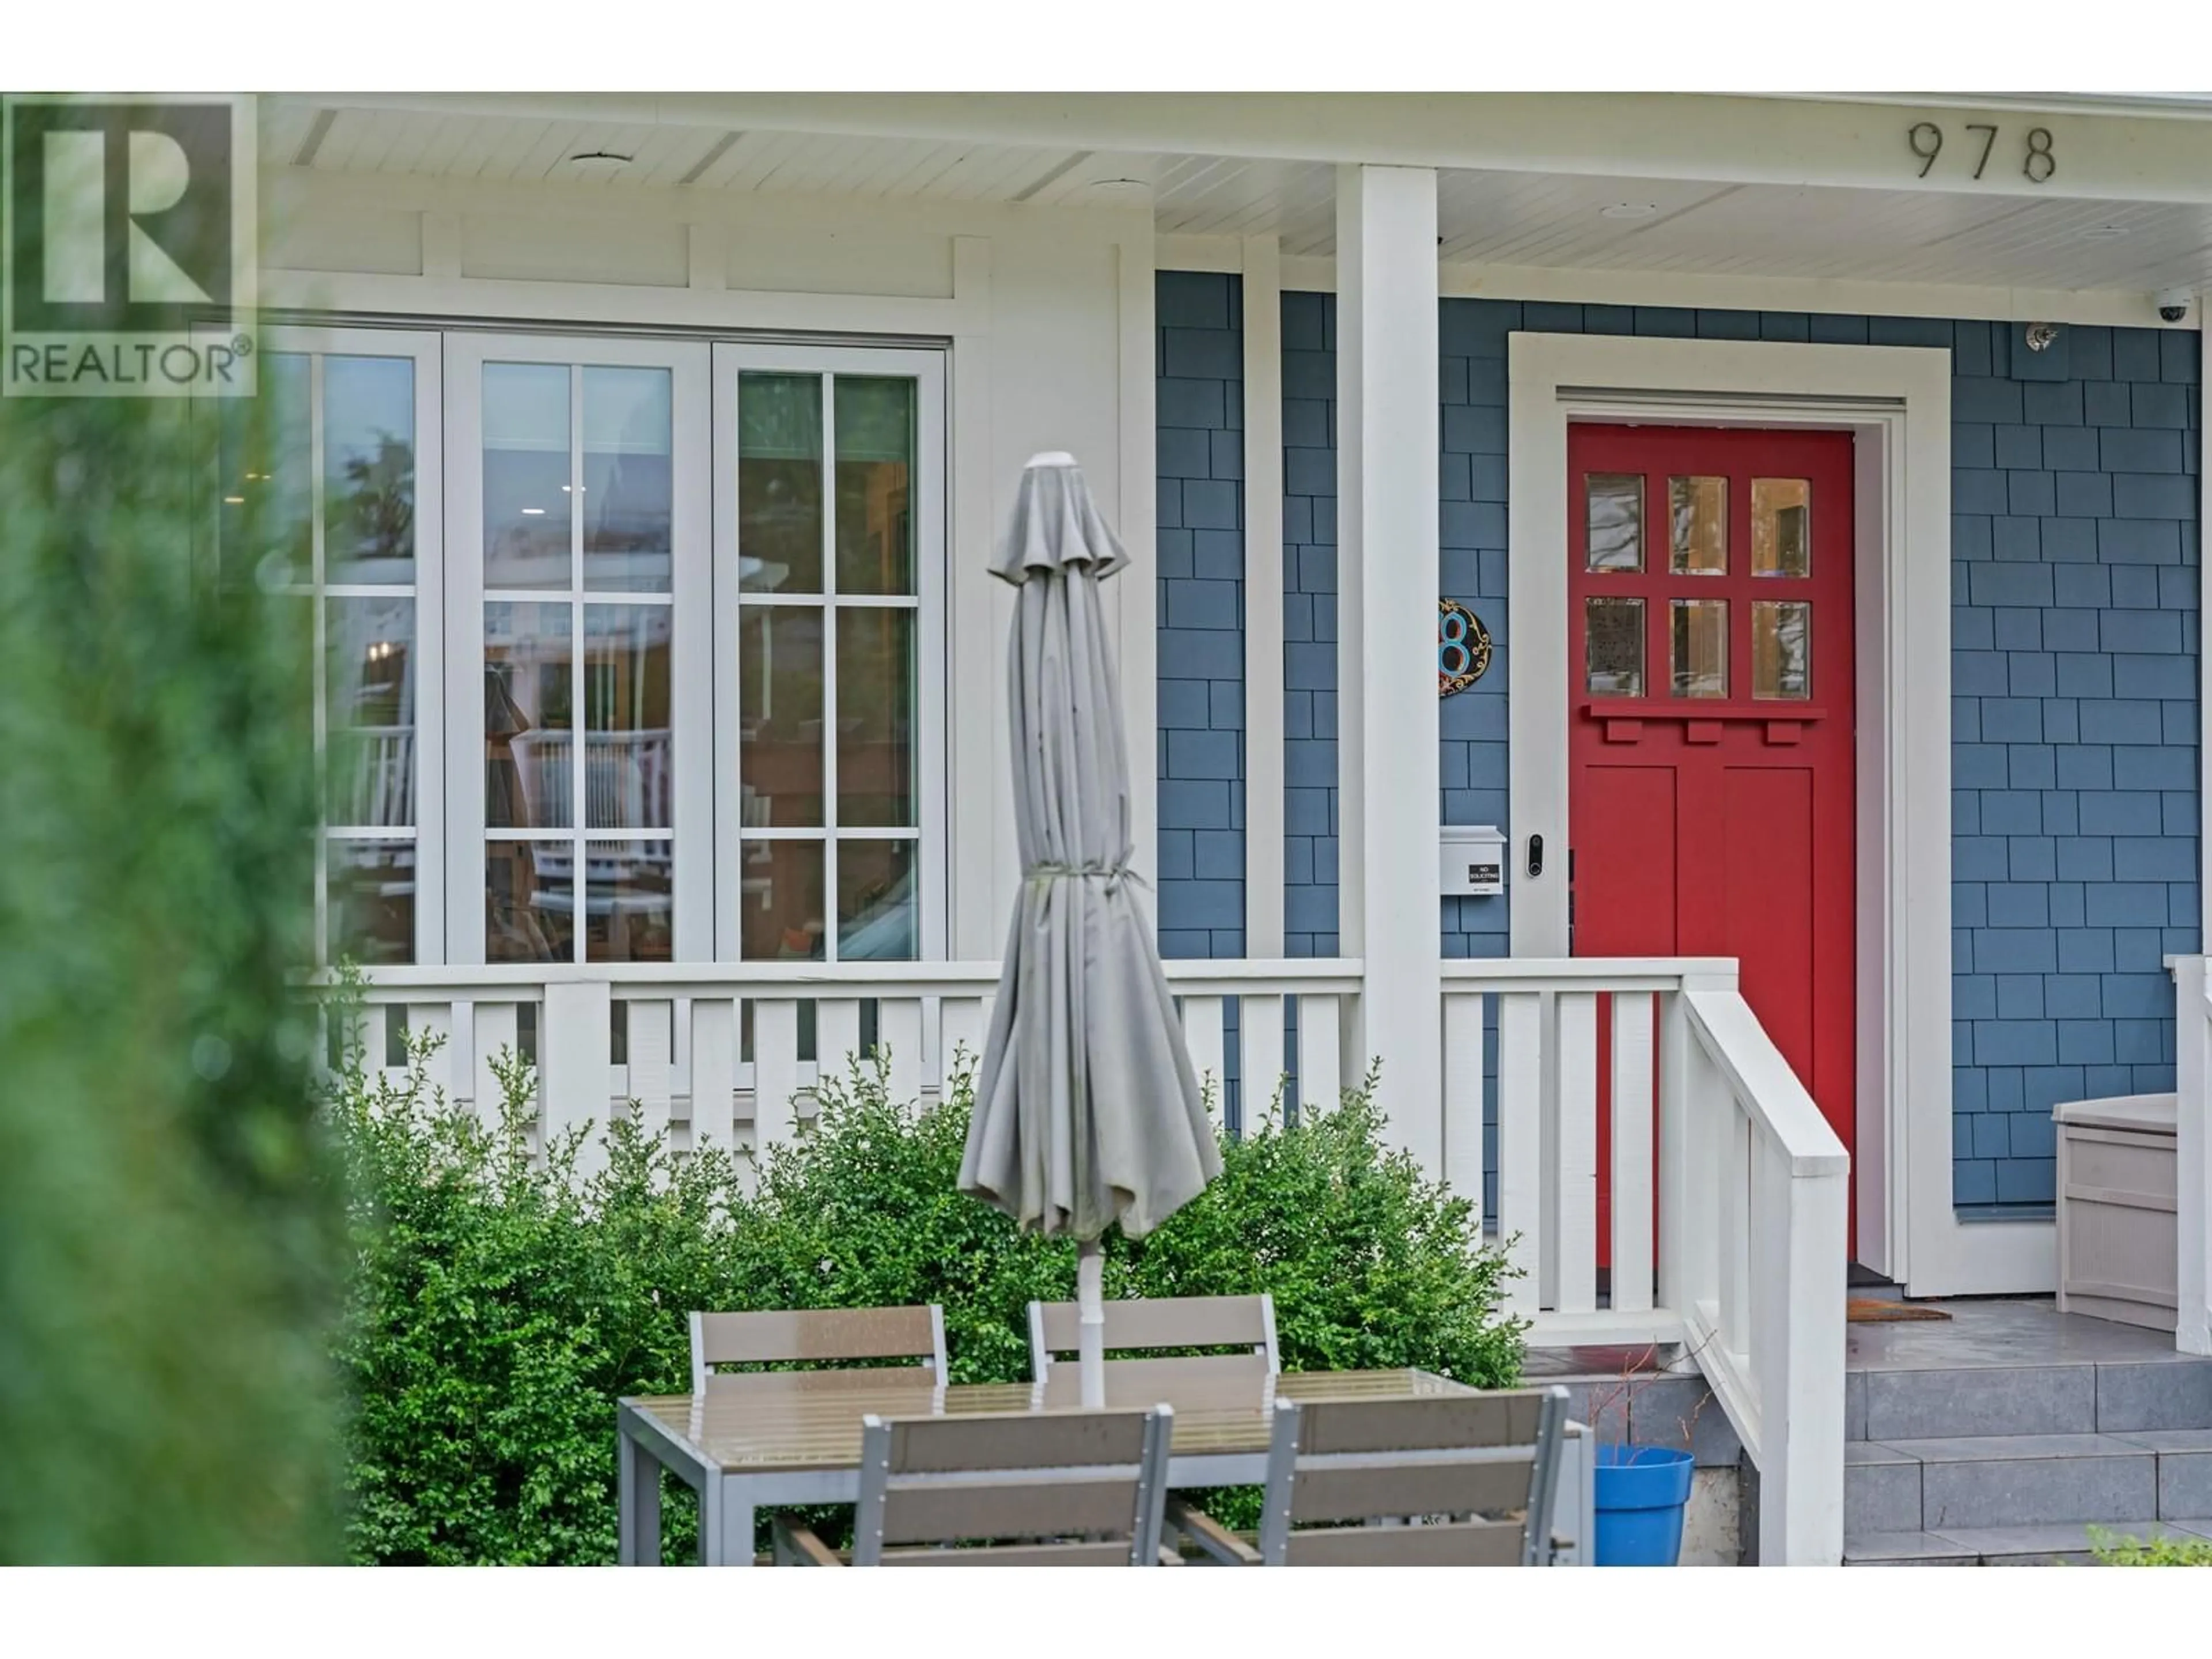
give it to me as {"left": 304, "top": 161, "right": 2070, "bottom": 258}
{"left": 443, "top": 334, "right": 714, "bottom": 965}
{"left": 711, "top": 343, "right": 948, "bottom": 964}
{"left": 217, "top": 326, "right": 445, "bottom": 965}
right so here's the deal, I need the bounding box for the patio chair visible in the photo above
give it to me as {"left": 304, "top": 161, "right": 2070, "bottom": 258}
{"left": 687, "top": 1304, "right": 947, "bottom": 1392}
{"left": 1025, "top": 1291, "right": 1279, "bottom": 1384}
{"left": 1173, "top": 1385, "right": 1573, "bottom": 1566}
{"left": 770, "top": 1404, "right": 1177, "bottom": 1566}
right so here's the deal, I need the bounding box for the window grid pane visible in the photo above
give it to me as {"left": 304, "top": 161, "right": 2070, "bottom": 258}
{"left": 1670, "top": 599, "right": 1728, "bottom": 699}
{"left": 1668, "top": 476, "right": 1728, "bottom": 575}
{"left": 1584, "top": 596, "right": 1645, "bottom": 697}
{"left": 1752, "top": 478, "right": 1812, "bottom": 578}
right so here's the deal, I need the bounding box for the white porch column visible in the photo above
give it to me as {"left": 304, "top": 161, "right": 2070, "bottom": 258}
{"left": 1335, "top": 165, "right": 1442, "bottom": 1172}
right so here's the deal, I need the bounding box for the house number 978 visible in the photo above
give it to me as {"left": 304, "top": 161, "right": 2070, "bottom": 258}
{"left": 1908, "top": 121, "right": 2056, "bottom": 183}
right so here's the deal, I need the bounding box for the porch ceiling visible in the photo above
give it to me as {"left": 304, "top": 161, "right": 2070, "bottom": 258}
{"left": 264, "top": 97, "right": 2212, "bottom": 294}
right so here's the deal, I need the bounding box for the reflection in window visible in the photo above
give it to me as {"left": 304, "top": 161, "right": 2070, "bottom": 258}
{"left": 1754, "top": 601, "right": 1812, "bottom": 700}
{"left": 482, "top": 362, "right": 572, "bottom": 589}
{"left": 740, "top": 839, "right": 827, "bottom": 961}
{"left": 1668, "top": 476, "right": 1728, "bottom": 575}
{"left": 1671, "top": 599, "right": 1728, "bottom": 699}
{"left": 585, "top": 840, "right": 673, "bottom": 963}
{"left": 1585, "top": 597, "right": 1645, "bottom": 697}
{"left": 324, "top": 355, "right": 416, "bottom": 584}
{"left": 738, "top": 373, "right": 823, "bottom": 594}
{"left": 583, "top": 605, "right": 672, "bottom": 830}
{"left": 487, "top": 840, "right": 572, "bottom": 963}
{"left": 1752, "top": 478, "right": 1810, "bottom": 577}
{"left": 485, "top": 603, "right": 573, "bottom": 831}
{"left": 327, "top": 596, "right": 415, "bottom": 828}
{"left": 582, "top": 366, "right": 673, "bottom": 593}
{"left": 224, "top": 349, "right": 422, "bottom": 964}
{"left": 1585, "top": 473, "right": 1643, "bottom": 573}
{"left": 736, "top": 368, "right": 924, "bottom": 963}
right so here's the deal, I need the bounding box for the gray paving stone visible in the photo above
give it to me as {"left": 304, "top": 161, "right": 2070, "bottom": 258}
{"left": 1863, "top": 1365, "right": 2097, "bottom": 1440}
{"left": 1895, "top": 1434, "right": 2157, "bottom": 1529}
{"left": 1841, "top": 1529, "right": 1976, "bottom": 1565}
{"left": 1845, "top": 1369, "right": 1867, "bottom": 1441}
{"left": 2095, "top": 1359, "right": 2212, "bottom": 1433}
{"left": 1846, "top": 1442, "right": 1923, "bottom": 1533}
{"left": 2104, "top": 1431, "right": 2212, "bottom": 1518}
{"left": 1938, "top": 1519, "right": 2212, "bottom": 1564}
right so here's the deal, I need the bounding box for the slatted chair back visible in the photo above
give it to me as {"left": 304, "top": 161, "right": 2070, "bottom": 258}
{"left": 1253, "top": 1385, "right": 1570, "bottom": 1566}
{"left": 1027, "top": 1293, "right": 1279, "bottom": 1382}
{"left": 849, "top": 1406, "right": 1175, "bottom": 1566}
{"left": 688, "top": 1305, "right": 947, "bottom": 1392}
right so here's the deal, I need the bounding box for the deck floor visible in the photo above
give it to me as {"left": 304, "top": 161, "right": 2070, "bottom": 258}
{"left": 1843, "top": 1297, "right": 2192, "bottom": 1373}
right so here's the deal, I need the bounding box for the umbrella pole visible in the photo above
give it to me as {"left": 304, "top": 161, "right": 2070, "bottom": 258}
{"left": 1077, "top": 1239, "right": 1105, "bottom": 1408}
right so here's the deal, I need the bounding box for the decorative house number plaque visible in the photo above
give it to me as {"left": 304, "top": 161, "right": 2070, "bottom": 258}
{"left": 1438, "top": 599, "right": 1491, "bottom": 697}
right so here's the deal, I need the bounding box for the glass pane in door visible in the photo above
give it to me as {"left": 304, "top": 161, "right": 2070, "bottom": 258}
{"left": 1585, "top": 473, "right": 1643, "bottom": 572}
{"left": 483, "top": 362, "right": 571, "bottom": 589}
{"left": 738, "top": 373, "right": 823, "bottom": 594}
{"left": 1752, "top": 478, "right": 1811, "bottom": 577}
{"left": 582, "top": 366, "right": 673, "bottom": 592}
{"left": 324, "top": 355, "right": 416, "bottom": 584}
{"left": 1668, "top": 476, "right": 1728, "bottom": 575}
{"left": 1584, "top": 597, "right": 1645, "bottom": 696}
{"left": 1753, "top": 601, "right": 1812, "bottom": 700}
{"left": 834, "top": 376, "right": 917, "bottom": 594}
{"left": 485, "top": 603, "right": 573, "bottom": 830}
{"left": 1671, "top": 599, "right": 1728, "bottom": 698}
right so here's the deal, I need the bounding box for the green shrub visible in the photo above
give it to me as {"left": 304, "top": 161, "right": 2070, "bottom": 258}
{"left": 332, "top": 1032, "right": 1525, "bottom": 1565}
{"left": 2089, "top": 1528, "right": 2212, "bottom": 1565}
{"left": 0, "top": 389, "right": 343, "bottom": 1562}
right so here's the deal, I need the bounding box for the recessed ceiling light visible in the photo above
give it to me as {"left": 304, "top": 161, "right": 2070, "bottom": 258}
{"left": 1088, "top": 177, "right": 1150, "bottom": 201}
{"left": 2082, "top": 224, "right": 2131, "bottom": 241}
{"left": 1600, "top": 202, "right": 1658, "bottom": 220}
{"left": 567, "top": 150, "right": 633, "bottom": 173}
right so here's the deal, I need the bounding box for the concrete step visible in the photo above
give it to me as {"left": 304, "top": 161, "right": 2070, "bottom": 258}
{"left": 1870, "top": 1434, "right": 2156, "bottom": 1531}
{"left": 1844, "top": 1519, "right": 2212, "bottom": 1566}
{"left": 1851, "top": 1357, "right": 2212, "bottom": 1442}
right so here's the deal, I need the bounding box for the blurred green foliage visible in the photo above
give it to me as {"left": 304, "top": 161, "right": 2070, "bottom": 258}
{"left": 333, "top": 1035, "right": 1525, "bottom": 1564}
{"left": 0, "top": 388, "right": 343, "bottom": 1562}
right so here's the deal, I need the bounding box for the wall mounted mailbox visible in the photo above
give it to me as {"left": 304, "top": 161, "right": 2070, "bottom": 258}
{"left": 1440, "top": 825, "right": 1506, "bottom": 897}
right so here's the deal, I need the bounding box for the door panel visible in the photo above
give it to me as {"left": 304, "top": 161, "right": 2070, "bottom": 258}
{"left": 1567, "top": 423, "right": 1858, "bottom": 1267}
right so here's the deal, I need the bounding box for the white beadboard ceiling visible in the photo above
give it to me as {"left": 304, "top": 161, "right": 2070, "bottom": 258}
{"left": 262, "top": 101, "right": 2212, "bottom": 293}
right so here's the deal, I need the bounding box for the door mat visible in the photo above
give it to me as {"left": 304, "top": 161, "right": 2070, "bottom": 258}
{"left": 1847, "top": 1298, "right": 1952, "bottom": 1323}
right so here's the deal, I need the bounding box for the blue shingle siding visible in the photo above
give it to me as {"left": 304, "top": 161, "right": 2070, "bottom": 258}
{"left": 1154, "top": 271, "right": 1248, "bottom": 1123}
{"left": 1153, "top": 286, "right": 2201, "bottom": 1215}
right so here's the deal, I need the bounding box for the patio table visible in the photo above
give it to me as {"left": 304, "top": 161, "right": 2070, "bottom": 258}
{"left": 615, "top": 1363, "right": 1594, "bottom": 1565}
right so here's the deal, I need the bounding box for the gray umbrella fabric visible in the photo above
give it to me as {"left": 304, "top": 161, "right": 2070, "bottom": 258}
{"left": 960, "top": 454, "right": 1219, "bottom": 1395}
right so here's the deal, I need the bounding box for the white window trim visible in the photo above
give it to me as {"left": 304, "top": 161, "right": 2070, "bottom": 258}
{"left": 1508, "top": 329, "right": 2051, "bottom": 1299}
{"left": 709, "top": 340, "right": 950, "bottom": 965}
{"left": 262, "top": 324, "right": 448, "bottom": 967}
{"left": 442, "top": 331, "right": 714, "bottom": 965}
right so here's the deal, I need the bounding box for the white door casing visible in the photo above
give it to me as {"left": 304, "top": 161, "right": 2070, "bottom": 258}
{"left": 1507, "top": 330, "right": 2051, "bottom": 1298}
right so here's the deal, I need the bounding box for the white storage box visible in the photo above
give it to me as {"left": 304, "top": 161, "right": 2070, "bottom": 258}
{"left": 2054, "top": 1092, "right": 2178, "bottom": 1333}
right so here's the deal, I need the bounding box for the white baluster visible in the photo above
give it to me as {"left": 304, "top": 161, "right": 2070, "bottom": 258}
{"left": 1181, "top": 995, "right": 1228, "bottom": 1124}
{"left": 1610, "top": 991, "right": 1656, "bottom": 1316}
{"left": 1441, "top": 989, "right": 1486, "bottom": 1231}
{"left": 817, "top": 999, "right": 862, "bottom": 1093}
{"left": 628, "top": 998, "right": 673, "bottom": 1146}
{"left": 938, "top": 997, "right": 986, "bottom": 1100}
{"left": 879, "top": 999, "right": 924, "bottom": 1107}
{"left": 410, "top": 1001, "right": 452, "bottom": 1095}
{"left": 1296, "top": 993, "right": 1342, "bottom": 1117}
{"left": 1241, "top": 993, "right": 1287, "bottom": 1126}
{"left": 474, "top": 1001, "right": 520, "bottom": 1130}
{"left": 1555, "top": 991, "right": 1599, "bottom": 1316}
{"left": 689, "top": 997, "right": 737, "bottom": 1157}
{"left": 544, "top": 980, "right": 613, "bottom": 1175}
{"left": 752, "top": 999, "right": 801, "bottom": 1166}
{"left": 1497, "top": 991, "right": 1544, "bottom": 1318}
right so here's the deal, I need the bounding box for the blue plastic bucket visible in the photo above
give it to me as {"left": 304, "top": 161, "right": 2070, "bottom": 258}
{"left": 1592, "top": 1445, "right": 1695, "bottom": 1566}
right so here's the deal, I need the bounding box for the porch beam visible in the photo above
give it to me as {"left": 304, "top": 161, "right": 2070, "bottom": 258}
{"left": 1335, "top": 164, "right": 1442, "bottom": 1173}
{"left": 279, "top": 92, "right": 2212, "bottom": 207}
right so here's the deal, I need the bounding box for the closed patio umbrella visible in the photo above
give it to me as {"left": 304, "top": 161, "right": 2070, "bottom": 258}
{"left": 960, "top": 452, "right": 1220, "bottom": 1407}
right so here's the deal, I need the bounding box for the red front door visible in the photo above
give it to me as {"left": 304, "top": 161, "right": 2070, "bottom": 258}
{"left": 1568, "top": 424, "right": 1858, "bottom": 1256}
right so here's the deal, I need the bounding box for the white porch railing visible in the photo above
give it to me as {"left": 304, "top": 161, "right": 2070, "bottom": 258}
{"left": 2168, "top": 957, "right": 2212, "bottom": 1357}
{"left": 326, "top": 950, "right": 1844, "bottom": 1563}
{"left": 1440, "top": 957, "right": 1848, "bottom": 1565}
